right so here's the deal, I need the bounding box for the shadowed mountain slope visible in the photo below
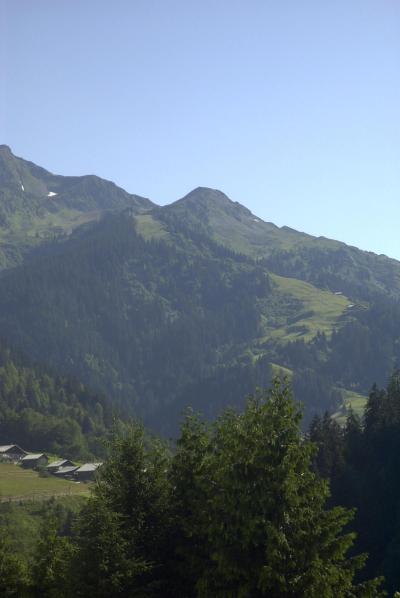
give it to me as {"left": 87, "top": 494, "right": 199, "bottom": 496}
{"left": 1, "top": 150, "right": 400, "bottom": 433}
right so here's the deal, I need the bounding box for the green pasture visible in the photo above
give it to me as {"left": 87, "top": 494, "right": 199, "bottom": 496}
{"left": 0, "top": 463, "right": 91, "bottom": 501}
{"left": 263, "top": 274, "right": 349, "bottom": 342}
{"left": 332, "top": 390, "right": 368, "bottom": 425}
{"left": 135, "top": 213, "right": 169, "bottom": 241}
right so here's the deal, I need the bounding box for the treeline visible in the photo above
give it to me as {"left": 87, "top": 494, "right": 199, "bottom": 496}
{"left": 0, "top": 383, "right": 384, "bottom": 597}
{"left": 0, "top": 341, "right": 113, "bottom": 459}
{"left": 310, "top": 372, "right": 400, "bottom": 596}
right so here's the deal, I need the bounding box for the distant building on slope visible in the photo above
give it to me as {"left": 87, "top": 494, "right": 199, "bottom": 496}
{"left": 75, "top": 462, "right": 102, "bottom": 482}
{"left": 53, "top": 465, "right": 79, "bottom": 479}
{"left": 21, "top": 453, "right": 49, "bottom": 469}
{"left": 46, "top": 459, "right": 76, "bottom": 473}
{"left": 0, "top": 444, "right": 27, "bottom": 462}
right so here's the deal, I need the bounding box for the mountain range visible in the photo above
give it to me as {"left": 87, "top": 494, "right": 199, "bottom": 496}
{"left": 1, "top": 145, "right": 399, "bottom": 434}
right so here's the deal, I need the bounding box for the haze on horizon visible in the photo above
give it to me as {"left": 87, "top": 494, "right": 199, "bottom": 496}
{"left": 1, "top": 1, "right": 399, "bottom": 259}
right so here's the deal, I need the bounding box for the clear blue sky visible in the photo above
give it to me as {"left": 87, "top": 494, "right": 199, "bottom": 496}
{"left": 1, "top": 1, "right": 399, "bottom": 258}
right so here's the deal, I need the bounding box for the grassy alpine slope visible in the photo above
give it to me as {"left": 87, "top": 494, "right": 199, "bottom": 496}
{"left": 0, "top": 144, "right": 153, "bottom": 268}
{"left": 0, "top": 463, "right": 90, "bottom": 500}
{"left": 160, "top": 186, "right": 400, "bottom": 301}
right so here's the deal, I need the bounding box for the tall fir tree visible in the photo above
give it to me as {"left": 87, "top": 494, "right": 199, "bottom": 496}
{"left": 171, "top": 381, "right": 383, "bottom": 597}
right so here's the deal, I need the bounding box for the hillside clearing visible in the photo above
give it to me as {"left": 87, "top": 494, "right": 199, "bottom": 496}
{"left": 0, "top": 463, "right": 91, "bottom": 500}
{"left": 332, "top": 390, "right": 368, "bottom": 425}
{"left": 262, "top": 274, "right": 350, "bottom": 342}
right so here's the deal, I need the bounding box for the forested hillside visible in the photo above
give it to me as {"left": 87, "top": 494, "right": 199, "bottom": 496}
{"left": 0, "top": 384, "right": 384, "bottom": 597}
{"left": 310, "top": 372, "right": 400, "bottom": 595}
{"left": 1, "top": 148, "right": 400, "bottom": 432}
{"left": 0, "top": 340, "right": 112, "bottom": 458}
{"left": 0, "top": 213, "right": 276, "bottom": 432}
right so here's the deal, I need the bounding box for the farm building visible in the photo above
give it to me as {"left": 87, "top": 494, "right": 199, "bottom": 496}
{"left": 75, "top": 463, "right": 102, "bottom": 482}
{"left": 53, "top": 465, "right": 79, "bottom": 479}
{"left": 0, "top": 444, "right": 27, "bottom": 462}
{"left": 21, "top": 453, "right": 49, "bottom": 469}
{"left": 47, "top": 459, "right": 75, "bottom": 473}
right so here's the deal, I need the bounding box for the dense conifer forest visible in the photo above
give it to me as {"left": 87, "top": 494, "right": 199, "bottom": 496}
{"left": 310, "top": 372, "right": 400, "bottom": 596}
{"left": 0, "top": 340, "right": 113, "bottom": 459}
{"left": 0, "top": 382, "right": 387, "bottom": 597}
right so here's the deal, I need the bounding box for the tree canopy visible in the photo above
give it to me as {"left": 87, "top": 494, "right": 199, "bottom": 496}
{"left": 65, "top": 382, "right": 384, "bottom": 596}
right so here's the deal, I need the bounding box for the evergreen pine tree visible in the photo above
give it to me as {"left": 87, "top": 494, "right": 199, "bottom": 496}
{"left": 0, "top": 531, "right": 30, "bottom": 598}
{"left": 173, "top": 381, "right": 383, "bottom": 597}
{"left": 71, "top": 422, "right": 173, "bottom": 597}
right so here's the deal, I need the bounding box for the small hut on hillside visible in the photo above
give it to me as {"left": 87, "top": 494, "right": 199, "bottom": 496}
{"left": 47, "top": 459, "right": 75, "bottom": 473}
{"left": 21, "top": 453, "right": 49, "bottom": 469}
{"left": 0, "top": 445, "right": 27, "bottom": 462}
{"left": 53, "top": 465, "right": 79, "bottom": 479}
{"left": 74, "top": 463, "right": 102, "bottom": 482}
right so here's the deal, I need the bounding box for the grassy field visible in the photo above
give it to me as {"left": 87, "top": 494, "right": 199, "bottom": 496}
{"left": 343, "top": 390, "right": 368, "bottom": 417}
{"left": 0, "top": 463, "right": 91, "bottom": 501}
{"left": 332, "top": 390, "right": 368, "bottom": 425}
{"left": 135, "top": 213, "right": 170, "bottom": 241}
{"left": 258, "top": 273, "right": 350, "bottom": 344}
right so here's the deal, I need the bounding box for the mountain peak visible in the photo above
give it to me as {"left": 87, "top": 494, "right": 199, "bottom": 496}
{"left": 0, "top": 148, "right": 154, "bottom": 259}
{"left": 161, "top": 186, "right": 279, "bottom": 250}
{"left": 178, "top": 187, "right": 233, "bottom": 205}
{"left": 171, "top": 187, "right": 254, "bottom": 218}
{"left": 188, "top": 186, "right": 227, "bottom": 197}
{"left": 0, "top": 144, "right": 12, "bottom": 154}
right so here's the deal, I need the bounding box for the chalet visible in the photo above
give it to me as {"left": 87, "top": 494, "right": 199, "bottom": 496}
{"left": 47, "top": 459, "right": 75, "bottom": 473}
{"left": 21, "top": 453, "right": 49, "bottom": 469}
{"left": 53, "top": 465, "right": 79, "bottom": 479}
{"left": 75, "top": 462, "right": 102, "bottom": 482}
{"left": 0, "top": 444, "right": 27, "bottom": 462}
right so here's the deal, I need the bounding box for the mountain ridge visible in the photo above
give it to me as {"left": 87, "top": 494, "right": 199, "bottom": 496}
{"left": 0, "top": 145, "right": 154, "bottom": 268}
{"left": 2, "top": 145, "right": 399, "bottom": 267}
{"left": 2, "top": 146, "right": 400, "bottom": 308}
